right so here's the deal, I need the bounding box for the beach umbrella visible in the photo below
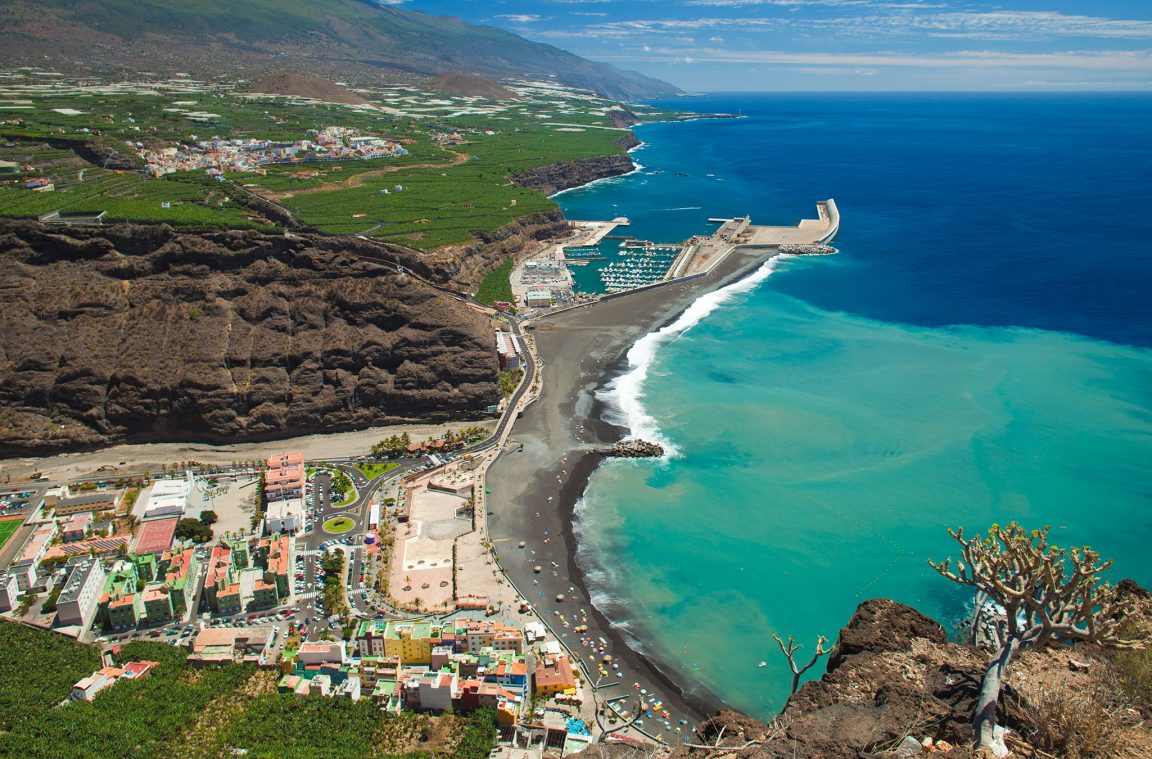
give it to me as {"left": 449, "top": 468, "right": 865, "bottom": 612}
{"left": 533, "top": 565, "right": 542, "bottom": 573}
{"left": 602, "top": 654, "right": 613, "bottom": 662}
{"left": 518, "top": 541, "right": 526, "bottom": 548}
{"left": 555, "top": 593, "right": 566, "bottom": 602}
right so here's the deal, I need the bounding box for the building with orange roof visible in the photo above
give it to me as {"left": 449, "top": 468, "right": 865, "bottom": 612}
{"left": 533, "top": 653, "right": 577, "bottom": 697}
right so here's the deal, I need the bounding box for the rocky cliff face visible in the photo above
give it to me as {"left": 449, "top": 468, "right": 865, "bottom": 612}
{"left": 423, "top": 210, "right": 569, "bottom": 292}
{"left": 0, "top": 221, "right": 501, "bottom": 455}
{"left": 510, "top": 154, "right": 636, "bottom": 198}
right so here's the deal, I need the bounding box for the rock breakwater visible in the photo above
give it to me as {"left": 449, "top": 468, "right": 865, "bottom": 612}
{"left": 600, "top": 439, "right": 665, "bottom": 458}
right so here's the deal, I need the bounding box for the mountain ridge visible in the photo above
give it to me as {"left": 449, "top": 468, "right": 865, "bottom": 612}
{"left": 0, "top": 0, "right": 679, "bottom": 100}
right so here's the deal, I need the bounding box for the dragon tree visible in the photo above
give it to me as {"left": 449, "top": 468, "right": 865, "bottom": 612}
{"left": 929, "top": 522, "right": 1141, "bottom": 757}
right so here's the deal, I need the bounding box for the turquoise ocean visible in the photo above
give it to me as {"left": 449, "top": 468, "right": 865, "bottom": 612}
{"left": 555, "top": 94, "right": 1152, "bottom": 718}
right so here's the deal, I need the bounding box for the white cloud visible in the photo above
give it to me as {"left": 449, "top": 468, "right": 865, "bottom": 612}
{"left": 818, "top": 11, "right": 1152, "bottom": 41}
{"left": 596, "top": 46, "right": 1152, "bottom": 70}
{"left": 495, "top": 14, "right": 543, "bottom": 23}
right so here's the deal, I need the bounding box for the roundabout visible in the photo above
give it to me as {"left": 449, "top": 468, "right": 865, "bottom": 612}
{"left": 322, "top": 516, "right": 356, "bottom": 535}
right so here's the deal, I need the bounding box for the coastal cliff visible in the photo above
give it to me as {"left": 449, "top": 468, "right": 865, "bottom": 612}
{"left": 579, "top": 587, "right": 1152, "bottom": 758}
{"left": 510, "top": 152, "right": 636, "bottom": 198}
{"left": 424, "top": 210, "right": 569, "bottom": 291}
{"left": 0, "top": 221, "right": 501, "bottom": 455}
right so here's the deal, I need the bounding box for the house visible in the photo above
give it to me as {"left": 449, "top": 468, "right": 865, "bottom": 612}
{"left": 69, "top": 661, "right": 158, "bottom": 702}
{"left": 533, "top": 653, "right": 577, "bottom": 697}
{"left": 364, "top": 619, "right": 444, "bottom": 664}
{"left": 187, "top": 626, "right": 274, "bottom": 666}
{"left": 9, "top": 522, "right": 58, "bottom": 591}
{"left": 413, "top": 669, "right": 458, "bottom": 712}
{"left": 61, "top": 512, "right": 92, "bottom": 543}
{"left": 0, "top": 573, "right": 21, "bottom": 612}
{"left": 69, "top": 667, "right": 120, "bottom": 702}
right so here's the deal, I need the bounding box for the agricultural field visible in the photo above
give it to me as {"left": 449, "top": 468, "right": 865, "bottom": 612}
{"left": 0, "top": 638, "right": 256, "bottom": 757}
{"left": 0, "top": 516, "right": 22, "bottom": 550}
{"left": 474, "top": 257, "right": 516, "bottom": 306}
{"left": 0, "top": 72, "right": 658, "bottom": 247}
{"left": 0, "top": 620, "right": 102, "bottom": 732}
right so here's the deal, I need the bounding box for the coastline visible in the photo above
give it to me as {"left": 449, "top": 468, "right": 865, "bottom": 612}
{"left": 486, "top": 247, "right": 777, "bottom": 730}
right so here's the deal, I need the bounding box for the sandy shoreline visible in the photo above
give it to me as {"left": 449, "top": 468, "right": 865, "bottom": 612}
{"left": 486, "top": 247, "right": 776, "bottom": 730}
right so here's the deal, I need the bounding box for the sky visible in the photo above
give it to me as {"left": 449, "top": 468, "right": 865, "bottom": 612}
{"left": 380, "top": 0, "right": 1152, "bottom": 91}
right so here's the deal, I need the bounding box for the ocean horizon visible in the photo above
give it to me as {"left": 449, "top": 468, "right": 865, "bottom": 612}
{"left": 557, "top": 93, "right": 1152, "bottom": 718}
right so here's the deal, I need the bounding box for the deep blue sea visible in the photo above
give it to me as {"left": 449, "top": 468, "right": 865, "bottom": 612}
{"left": 556, "top": 94, "right": 1152, "bottom": 719}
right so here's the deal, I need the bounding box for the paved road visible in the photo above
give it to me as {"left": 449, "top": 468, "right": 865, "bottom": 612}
{"left": 293, "top": 463, "right": 415, "bottom": 639}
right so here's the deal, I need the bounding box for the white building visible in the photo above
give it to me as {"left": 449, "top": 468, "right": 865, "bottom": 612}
{"left": 142, "top": 476, "right": 192, "bottom": 519}
{"left": 0, "top": 573, "right": 20, "bottom": 612}
{"left": 416, "top": 670, "right": 458, "bottom": 712}
{"left": 10, "top": 522, "right": 58, "bottom": 591}
{"left": 55, "top": 556, "right": 107, "bottom": 628}
{"left": 264, "top": 498, "right": 303, "bottom": 534}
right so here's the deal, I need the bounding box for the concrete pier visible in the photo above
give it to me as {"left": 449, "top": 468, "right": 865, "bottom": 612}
{"left": 666, "top": 199, "right": 838, "bottom": 279}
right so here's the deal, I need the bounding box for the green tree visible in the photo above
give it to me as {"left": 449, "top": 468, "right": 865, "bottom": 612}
{"left": 199, "top": 510, "right": 218, "bottom": 526}
{"left": 175, "top": 517, "right": 212, "bottom": 544}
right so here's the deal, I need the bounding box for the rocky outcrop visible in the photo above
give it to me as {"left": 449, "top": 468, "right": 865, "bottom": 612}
{"left": 0, "top": 221, "right": 501, "bottom": 454}
{"left": 651, "top": 600, "right": 986, "bottom": 758}
{"left": 510, "top": 154, "right": 635, "bottom": 198}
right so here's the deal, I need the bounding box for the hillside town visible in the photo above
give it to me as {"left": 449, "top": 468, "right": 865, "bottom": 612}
{"left": 138, "top": 125, "right": 408, "bottom": 176}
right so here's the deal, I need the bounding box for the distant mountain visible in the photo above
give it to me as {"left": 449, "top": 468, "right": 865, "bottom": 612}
{"left": 0, "top": 0, "right": 679, "bottom": 100}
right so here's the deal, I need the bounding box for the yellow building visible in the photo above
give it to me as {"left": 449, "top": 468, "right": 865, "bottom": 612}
{"left": 380, "top": 620, "right": 443, "bottom": 665}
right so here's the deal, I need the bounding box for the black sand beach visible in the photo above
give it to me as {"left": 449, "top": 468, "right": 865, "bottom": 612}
{"left": 486, "top": 248, "right": 776, "bottom": 737}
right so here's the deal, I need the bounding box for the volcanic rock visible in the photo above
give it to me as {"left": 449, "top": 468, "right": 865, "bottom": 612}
{"left": 0, "top": 221, "right": 500, "bottom": 454}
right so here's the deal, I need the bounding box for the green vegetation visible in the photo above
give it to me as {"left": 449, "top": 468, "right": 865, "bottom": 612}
{"left": 330, "top": 469, "right": 356, "bottom": 507}
{"left": 0, "top": 620, "right": 101, "bottom": 731}
{"left": 354, "top": 461, "right": 399, "bottom": 479}
{"left": 0, "top": 74, "right": 664, "bottom": 248}
{"left": 174, "top": 516, "right": 213, "bottom": 543}
{"left": 215, "top": 694, "right": 387, "bottom": 757}
{"left": 323, "top": 516, "right": 356, "bottom": 534}
{"left": 371, "top": 432, "right": 412, "bottom": 459}
{"left": 320, "top": 550, "right": 351, "bottom": 624}
{"left": 198, "top": 509, "right": 218, "bottom": 526}
{"left": 0, "top": 622, "right": 501, "bottom": 757}
{"left": 0, "top": 640, "right": 255, "bottom": 757}
{"left": 0, "top": 517, "right": 22, "bottom": 550}
{"left": 41, "top": 587, "right": 62, "bottom": 614}
{"left": 500, "top": 368, "right": 524, "bottom": 397}
{"left": 1115, "top": 648, "right": 1152, "bottom": 707}
{"left": 474, "top": 257, "right": 515, "bottom": 306}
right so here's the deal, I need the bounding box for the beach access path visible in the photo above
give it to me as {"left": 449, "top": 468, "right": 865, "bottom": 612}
{"left": 486, "top": 246, "right": 778, "bottom": 739}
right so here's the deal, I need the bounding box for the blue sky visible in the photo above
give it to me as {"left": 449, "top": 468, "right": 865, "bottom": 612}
{"left": 383, "top": 0, "right": 1152, "bottom": 91}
